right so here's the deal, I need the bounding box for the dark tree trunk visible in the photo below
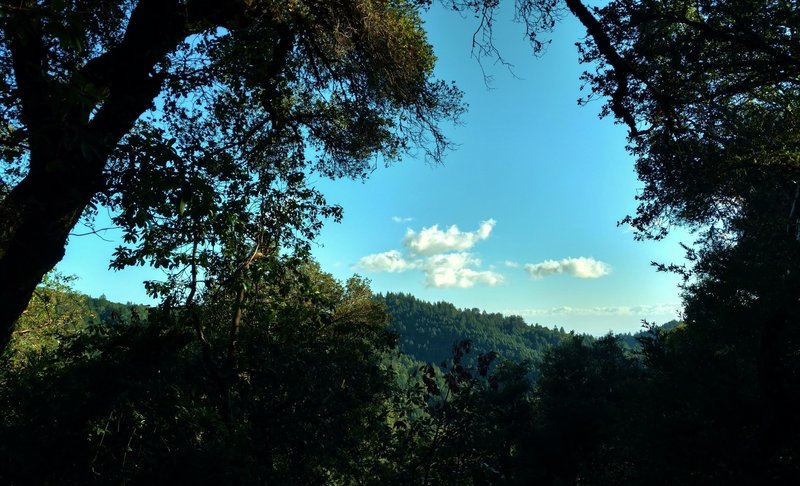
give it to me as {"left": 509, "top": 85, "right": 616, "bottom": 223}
{"left": 0, "top": 0, "right": 245, "bottom": 351}
{"left": 0, "top": 168, "right": 96, "bottom": 350}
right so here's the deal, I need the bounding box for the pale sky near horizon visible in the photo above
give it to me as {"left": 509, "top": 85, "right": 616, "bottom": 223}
{"left": 57, "top": 4, "right": 690, "bottom": 335}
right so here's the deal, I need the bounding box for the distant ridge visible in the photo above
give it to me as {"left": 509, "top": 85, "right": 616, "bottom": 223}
{"left": 81, "top": 289, "right": 679, "bottom": 370}
{"left": 378, "top": 292, "right": 682, "bottom": 372}
{"left": 378, "top": 292, "right": 570, "bottom": 371}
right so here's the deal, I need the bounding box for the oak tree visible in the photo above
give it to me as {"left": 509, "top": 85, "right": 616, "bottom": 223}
{"left": 0, "top": 0, "right": 463, "bottom": 349}
{"left": 551, "top": 0, "right": 800, "bottom": 474}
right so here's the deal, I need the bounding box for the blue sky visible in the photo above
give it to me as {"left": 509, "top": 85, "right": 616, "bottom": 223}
{"left": 58, "top": 4, "right": 689, "bottom": 335}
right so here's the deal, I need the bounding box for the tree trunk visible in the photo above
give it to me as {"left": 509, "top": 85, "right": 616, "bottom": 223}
{"left": 0, "top": 0, "right": 227, "bottom": 351}
{"left": 0, "top": 166, "right": 97, "bottom": 350}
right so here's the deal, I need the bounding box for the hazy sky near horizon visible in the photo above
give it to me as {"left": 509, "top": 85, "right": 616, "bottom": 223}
{"left": 58, "top": 4, "right": 690, "bottom": 335}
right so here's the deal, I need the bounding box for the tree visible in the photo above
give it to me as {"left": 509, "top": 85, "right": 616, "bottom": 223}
{"left": 0, "top": 258, "right": 401, "bottom": 484}
{"left": 520, "top": 2, "right": 800, "bottom": 479}
{"left": 0, "top": 0, "right": 463, "bottom": 350}
{"left": 381, "top": 338, "right": 539, "bottom": 486}
{"left": 438, "top": 7, "right": 800, "bottom": 478}
{"left": 4, "top": 271, "right": 92, "bottom": 368}
{"left": 550, "top": 0, "right": 800, "bottom": 239}
{"left": 553, "top": 1, "right": 800, "bottom": 478}
{"left": 531, "top": 334, "right": 642, "bottom": 484}
{"left": 452, "top": 0, "right": 799, "bottom": 238}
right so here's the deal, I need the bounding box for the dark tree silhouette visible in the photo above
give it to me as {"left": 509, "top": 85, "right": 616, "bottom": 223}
{"left": 0, "top": 0, "right": 463, "bottom": 350}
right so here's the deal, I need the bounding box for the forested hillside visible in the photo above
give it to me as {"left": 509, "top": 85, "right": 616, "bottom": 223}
{"left": 84, "top": 295, "right": 150, "bottom": 326}
{"left": 4, "top": 266, "right": 798, "bottom": 484}
{"left": 380, "top": 293, "right": 682, "bottom": 372}
{"left": 22, "top": 283, "right": 652, "bottom": 373}
{"left": 381, "top": 292, "right": 568, "bottom": 368}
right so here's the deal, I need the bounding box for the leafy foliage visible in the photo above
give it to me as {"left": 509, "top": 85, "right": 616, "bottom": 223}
{"left": 6, "top": 272, "right": 93, "bottom": 368}
{"left": 7, "top": 264, "right": 797, "bottom": 484}
{"left": 538, "top": 0, "right": 800, "bottom": 241}
{"left": 0, "top": 262, "right": 400, "bottom": 484}
{"left": 551, "top": 2, "right": 800, "bottom": 480}
{"left": 0, "top": 0, "right": 464, "bottom": 347}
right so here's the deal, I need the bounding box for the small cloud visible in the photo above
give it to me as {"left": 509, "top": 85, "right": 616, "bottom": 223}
{"left": 404, "top": 219, "right": 496, "bottom": 256}
{"left": 524, "top": 257, "right": 611, "bottom": 279}
{"left": 392, "top": 216, "right": 414, "bottom": 223}
{"left": 503, "top": 260, "right": 520, "bottom": 268}
{"left": 421, "top": 252, "right": 503, "bottom": 288}
{"left": 355, "top": 250, "right": 415, "bottom": 273}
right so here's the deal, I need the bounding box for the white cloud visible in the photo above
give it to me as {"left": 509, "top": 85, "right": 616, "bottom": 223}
{"left": 403, "top": 219, "right": 496, "bottom": 256}
{"left": 355, "top": 250, "right": 415, "bottom": 273}
{"left": 421, "top": 252, "right": 504, "bottom": 288}
{"left": 503, "top": 260, "right": 520, "bottom": 268}
{"left": 524, "top": 257, "right": 611, "bottom": 279}
{"left": 355, "top": 219, "right": 503, "bottom": 288}
{"left": 391, "top": 216, "right": 414, "bottom": 223}
{"left": 355, "top": 249, "right": 503, "bottom": 288}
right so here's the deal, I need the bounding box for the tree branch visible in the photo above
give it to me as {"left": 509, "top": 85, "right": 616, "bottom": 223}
{"left": 6, "top": 2, "right": 56, "bottom": 166}
{"left": 666, "top": 14, "right": 800, "bottom": 69}
{"left": 564, "top": 0, "right": 638, "bottom": 132}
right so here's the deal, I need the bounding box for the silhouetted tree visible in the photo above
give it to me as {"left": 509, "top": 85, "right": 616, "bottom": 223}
{"left": 0, "top": 0, "right": 463, "bottom": 350}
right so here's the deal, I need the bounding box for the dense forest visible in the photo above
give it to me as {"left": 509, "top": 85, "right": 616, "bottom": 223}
{"left": 2, "top": 272, "right": 796, "bottom": 483}
{"left": 381, "top": 292, "right": 568, "bottom": 369}
{"left": 2, "top": 0, "right": 800, "bottom": 484}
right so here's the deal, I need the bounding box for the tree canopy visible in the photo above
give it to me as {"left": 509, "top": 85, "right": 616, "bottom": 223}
{"left": 551, "top": 0, "right": 800, "bottom": 475}
{"left": 561, "top": 0, "right": 800, "bottom": 241}
{"left": 0, "top": 0, "right": 463, "bottom": 349}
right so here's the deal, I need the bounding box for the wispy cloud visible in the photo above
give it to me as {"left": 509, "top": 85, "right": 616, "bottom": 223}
{"left": 506, "top": 303, "right": 681, "bottom": 318}
{"left": 391, "top": 216, "right": 414, "bottom": 223}
{"left": 403, "top": 219, "right": 496, "bottom": 256}
{"left": 503, "top": 260, "right": 520, "bottom": 268}
{"left": 524, "top": 257, "right": 611, "bottom": 279}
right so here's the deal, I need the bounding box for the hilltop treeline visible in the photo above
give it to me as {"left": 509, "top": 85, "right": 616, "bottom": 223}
{"left": 381, "top": 292, "right": 567, "bottom": 371}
